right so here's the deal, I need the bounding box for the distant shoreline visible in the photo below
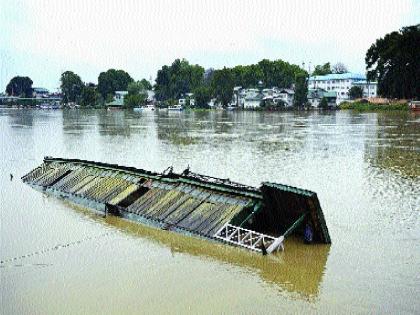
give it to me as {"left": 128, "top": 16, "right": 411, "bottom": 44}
{"left": 0, "top": 104, "right": 411, "bottom": 113}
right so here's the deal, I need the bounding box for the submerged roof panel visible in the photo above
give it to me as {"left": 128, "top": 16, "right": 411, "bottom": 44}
{"left": 22, "top": 157, "right": 332, "bottom": 251}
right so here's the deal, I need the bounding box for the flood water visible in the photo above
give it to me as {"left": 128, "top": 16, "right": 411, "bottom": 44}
{"left": 1, "top": 108, "right": 419, "bottom": 314}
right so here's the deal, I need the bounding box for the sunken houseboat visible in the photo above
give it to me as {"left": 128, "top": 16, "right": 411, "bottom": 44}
{"left": 22, "top": 157, "right": 331, "bottom": 254}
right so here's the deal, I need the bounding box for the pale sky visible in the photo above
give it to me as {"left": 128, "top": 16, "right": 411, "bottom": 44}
{"left": 1, "top": 0, "right": 419, "bottom": 91}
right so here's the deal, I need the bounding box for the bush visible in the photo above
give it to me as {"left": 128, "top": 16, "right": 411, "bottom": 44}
{"left": 339, "top": 101, "right": 408, "bottom": 111}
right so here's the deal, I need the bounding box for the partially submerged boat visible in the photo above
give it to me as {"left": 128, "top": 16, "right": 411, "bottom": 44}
{"left": 22, "top": 157, "right": 331, "bottom": 254}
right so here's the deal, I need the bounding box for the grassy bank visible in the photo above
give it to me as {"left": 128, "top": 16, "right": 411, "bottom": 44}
{"left": 339, "top": 101, "right": 408, "bottom": 111}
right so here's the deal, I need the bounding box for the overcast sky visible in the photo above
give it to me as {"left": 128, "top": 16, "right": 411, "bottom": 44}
{"left": 1, "top": 0, "right": 419, "bottom": 91}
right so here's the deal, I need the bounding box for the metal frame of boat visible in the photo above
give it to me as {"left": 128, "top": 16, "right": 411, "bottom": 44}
{"left": 22, "top": 157, "right": 331, "bottom": 254}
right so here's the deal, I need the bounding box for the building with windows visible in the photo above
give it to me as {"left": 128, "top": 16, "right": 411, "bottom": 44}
{"left": 237, "top": 86, "right": 295, "bottom": 109}
{"left": 308, "top": 73, "right": 377, "bottom": 104}
{"left": 307, "top": 88, "right": 337, "bottom": 108}
{"left": 275, "top": 89, "right": 295, "bottom": 107}
{"left": 352, "top": 81, "right": 378, "bottom": 99}
{"left": 243, "top": 88, "right": 263, "bottom": 109}
{"left": 32, "top": 87, "right": 50, "bottom": 98}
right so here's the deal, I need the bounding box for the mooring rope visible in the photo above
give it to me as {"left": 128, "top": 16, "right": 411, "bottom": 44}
{"left": 0, "top": 231, "right": 112, "bottom": 265}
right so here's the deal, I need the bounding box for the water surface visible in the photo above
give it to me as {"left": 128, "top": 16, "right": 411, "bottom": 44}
{"left": 1, "top": 109, "right": 419, "bottom": 314}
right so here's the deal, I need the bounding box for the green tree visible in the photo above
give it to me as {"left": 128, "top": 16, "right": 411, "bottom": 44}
{"left": 312, "top": 63, "right": 332, "bottom": 76}
{"left": 366, "top": 24, "right": 420, "bottom": 99}
{"left": 154, "top": 59, "right": 204, "bottom": 101}
{"left": 348, "top": 86, "right": 363, "bottom": 99}
{"left": 193, "top": 86, "right": 211, "bottom": 108}
{"left": 125, "top": 81, "right": 147, "bottom": 108}
{"left": 60, "top": 71, "right": 83, "bottom": 103}
{"left": 80, "top": 84, "right": 99, "bottom": 106}
{"left": 230, "top": 59, "right": 302, "bottom": 88}
{"left": 124, "top": 94, "right": 143, "bottom": 108}
{"left": 154, "top": 65, "right": 171, "bottom": 100}
{"left": 140, "top": 78, "right": 152, "bottom": 90}
{"left": 294, "top": 73, "right": 308, "bottom": 108}
{"left": 6, "top": 76, "right": 33, "bottom": 97}
{"left": 211, "top": 67, "right": 234, "bottom": 106}
{"left": 127, "top": 81, "right": 144, "bottom": 95}
{"left": 98, "top": 69, "right": 133, "bottom": 99}
{"left": 319, "top": 97, "right": 328, "bottom": 109}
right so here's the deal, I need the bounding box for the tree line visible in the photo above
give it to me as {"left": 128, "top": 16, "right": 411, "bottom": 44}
{"left": 155, "top": 58, "right": 308, "bottom": 107}
{"left": 5, "top": 24, "right": 419, "bottom": 106}
{"left": 60, "top": 70, "right": 152, "bottom": 107}
{"left": 311, "top": 62, "right": 348, "bottom": 76}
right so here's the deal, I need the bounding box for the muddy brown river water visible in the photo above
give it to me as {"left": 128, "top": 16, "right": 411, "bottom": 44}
{"left": 1, "top": 109, "right": 419, "bottom": 314}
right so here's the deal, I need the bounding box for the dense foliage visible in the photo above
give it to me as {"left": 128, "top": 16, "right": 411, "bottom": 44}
{"left": 319, "top": 97, "right": 328, "bottom": 109}
{"left": 366, "top": 24, "right": 420, "bottom": 99}
{"left": 80, "top": 84, "right": 100, "bottom": 107}
{"left": 6, "top": 76, "right": 33, "bottom": 97}
{"left": 60, "top": 71, "right": 83, "bottom": 103}
{"left": 211, "top": 67, "right": 235, "bottom": 106}
{"left": 294, "top": 73, "right": 308, "bottom": 107}
{"left": 348, "top": 86, "right": 363, "bottom": 99}
{"left": 312, "top": 63, "right": 332, "bottom": 76}
{"left": 154, "top": 58, "right": 307, "bottom": 107}
{"left": 154, "top": 59, "right": 204, "bottom": 101}
{"left": 139, "top": 79, "right": 152, "bottom": 91}
{"left": 193, "top": 86, "right": 211, "bottom": 108}
{"left": 98, "top": 69, "right": 133, "bottom": 99}
{"left": 312, "top": 62, "right": 348, "bottom": 76}
{"left": 124, "top": 94, "right": 143, "bottom": 108}
{"left": 124, "top": 81, "right": 148, "bottom": 108}
{"left": 229, "top": 59, "right": 303, "bottom": 88}
{"left": 339, "top": 101, "right": 408, "bottom": 111}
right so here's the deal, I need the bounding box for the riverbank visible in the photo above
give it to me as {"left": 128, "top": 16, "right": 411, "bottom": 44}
{"left": 339, "top": 101, "right": 408, "bottom": 111}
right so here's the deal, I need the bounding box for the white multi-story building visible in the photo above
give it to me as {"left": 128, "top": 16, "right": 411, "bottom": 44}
{"left": 308, "top": 73, "right": 377, "bottom": 104}
{"left": 237, "top": 86, "right": 295, "bottom": 108}
{"left": 32, "top": 87, "right": 49, "bottom": 98}
{"left": 243, "top": 88, "right": 263, "bottom": 109}
{"left": 275, "top": 89, "right": 294, "bottom": 107}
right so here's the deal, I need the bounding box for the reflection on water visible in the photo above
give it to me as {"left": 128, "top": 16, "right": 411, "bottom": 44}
{"left": 1, "top": 108, "right": 419, "bottom": 314}
{"left": 102, "top": 211, "right": 330, "bottom": 300}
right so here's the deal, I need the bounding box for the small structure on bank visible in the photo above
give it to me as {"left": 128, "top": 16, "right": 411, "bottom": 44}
{"left": 106, "top": 91, "right": 128, "bottom": 109}
{"left": 22, "top": 157, "right": 331, "bottom": 254}
{"left": 307, "top": 88, "right": 337, "bottom": 108}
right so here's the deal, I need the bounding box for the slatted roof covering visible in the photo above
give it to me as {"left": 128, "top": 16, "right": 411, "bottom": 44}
{"left": 22, "top": 157, "right": 331, "bottom": 248}
{"left": 22, "top": 158, "right": 256, "bottom": 239}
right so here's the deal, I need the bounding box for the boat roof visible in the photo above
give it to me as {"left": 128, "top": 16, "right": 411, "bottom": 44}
{"left": 22, "top": 157, "right": 331, "bottom": 246}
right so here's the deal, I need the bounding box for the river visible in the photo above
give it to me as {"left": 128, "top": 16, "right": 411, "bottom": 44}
{"left": 1, "top": 108, "right": 419, "bottom": 314}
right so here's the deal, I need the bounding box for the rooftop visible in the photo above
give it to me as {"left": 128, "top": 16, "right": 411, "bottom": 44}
{"left": 33, "top": 87, "right": 49, "bottom": 93}
{"left": 309, "top": 72, "right": 366, "bottom": 81}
